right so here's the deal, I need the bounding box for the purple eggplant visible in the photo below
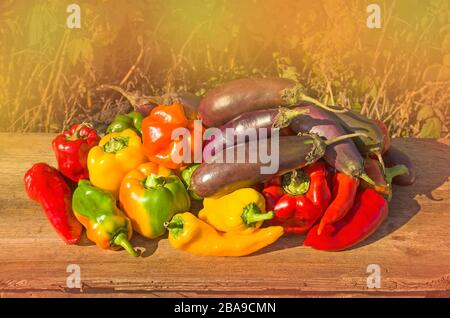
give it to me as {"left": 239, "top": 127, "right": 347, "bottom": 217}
{"left": 383, "top": 146, "right": 416, "bottom": 186}
{"left": 199, "top": 78, "right": 344, "bottom": 127}
{"left": 202, "top": 107, "right": 306, "bottom": 162}
{"left": 192, "top": 133, "right": 364, "bottom": 197}
{"left": 289, "top": 105, "right": 374, "bottom": 184}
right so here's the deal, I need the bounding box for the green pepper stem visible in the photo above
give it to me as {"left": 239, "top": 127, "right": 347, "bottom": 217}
{"left": 241, "top": 203, "right": 274, "bottom": 227}
{"left": 385, "top": 164, "right": 409, "bottom": 185}
{"left": 103, "top": 136, "right": 129, "bottom": 153}
{"left": 164, "top": 221, "right": 183, "bottom": 230}
{"left": 144, "top": 173, "right": 166, "bottom": 188}
{"left": 113, "top": 233, "right": 139, "bottom": 257}
{"left": 282, "top": 169, "right": 310, "bottom": 195}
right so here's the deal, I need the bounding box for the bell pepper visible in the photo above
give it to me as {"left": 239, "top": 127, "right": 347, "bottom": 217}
{"left": 180, "top": 164, "right": 203, "bottom": 200}
{"left": 119, "top": 162, "right": 191, "bottom": 239}
{"left": 141, "top": 103, "right": 201, "bottom": 169}
{"left": 24, "top": 163, "right": 83, "bottom": 244}
{"left": 264, "top": 161, "right": 331, "bottom": 234}
{"left": 304, "top": 188, "right": 389, "bottom": 251}
{"left": 88, "top": 129, "right": 146, "bottom": 197}
{"left": 198, "top": 188, "right": 274, "bottom": 234}
{"left": 107, "top": 111, "right": 143, "bottom": 135}
{"left": 52, "top": 123, "right": 100, "bottom": 182}
{"left": 166, "top": 212, "right": 284, "bottom": 257}
{"left": 72, "top": 180, "right": 138, "bottom": 256}
{"left": 317, "top": 172, "right": 359, "bottom": 235}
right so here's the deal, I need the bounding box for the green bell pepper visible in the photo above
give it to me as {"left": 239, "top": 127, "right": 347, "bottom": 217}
{"left": 120, "top": 170, "right": 191, "bottom": 239}
{"left": 107, "top": 111, "right": 143, "bottom": 135}
{"left": 72, "top": 180, "right": 138, "bottom": 256}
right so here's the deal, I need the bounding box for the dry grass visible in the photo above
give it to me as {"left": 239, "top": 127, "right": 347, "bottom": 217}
{"left": 0, "top": 0, "right": 449, "bottom": 138}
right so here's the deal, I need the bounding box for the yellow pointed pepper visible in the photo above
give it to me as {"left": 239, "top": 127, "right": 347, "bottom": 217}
{"left": 198, "top": 188, "right": 274, "bottom": 234}
{"left": 166, "top": 212, "right": 284, "bottom": 257}
{"left": 88, "top": 129, "right": 146, "bottom": 197}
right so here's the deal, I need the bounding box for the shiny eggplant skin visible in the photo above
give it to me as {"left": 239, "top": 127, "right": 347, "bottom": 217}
{"left": 199, "top": 78, "right": 296, "bottom": 127}
{"left": 202, "top": 108, "right": 301, "bottom": 162}
{"left": 191, "top": 134, "right": 323, "bottom": 197}
{"left": 289, "top": 105, "right": 366, "bottom": 178}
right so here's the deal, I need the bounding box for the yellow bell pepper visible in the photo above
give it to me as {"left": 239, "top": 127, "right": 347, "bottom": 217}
{"left": 198, "top": 188, "right": 274, "bottom": 234}
{"left": 166, "top": 212, "right": 284, "bottom": 257}
{"left": 88, "top": 129, "right": 146, "bottom": 197}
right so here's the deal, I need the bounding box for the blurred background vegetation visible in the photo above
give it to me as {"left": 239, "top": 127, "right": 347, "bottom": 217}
{"left": 0, "top": 0, "right": 449, "bottom": 138}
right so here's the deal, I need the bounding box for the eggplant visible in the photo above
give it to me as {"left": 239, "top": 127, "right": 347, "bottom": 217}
{"left": 382, "top": 146, "right": 416, "bottom": 186}
{"left": 199, "top": 78, "right": 344, "bottom": 127}
{"left": 202, "top": 107, "right": 306, "bottom": 162}
{"left": 192, "top": 133, "right": 364, "bottom": 197}
{"left": 289, "top": 105, "right": 373, "bottom": 184}
{"left": 325, "top": 107, "right": 391, "bottom": 162}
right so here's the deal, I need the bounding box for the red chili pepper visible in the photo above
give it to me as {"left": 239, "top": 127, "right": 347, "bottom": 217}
{"left": 265, "top": 161, "right": 331, "bottom": 234}
{"left": 24, "top": 163, "right": 83, "bottom": 244}
{"left": 317, "top": 172, "right": 359, "bottom": 235}
{"left": 52, "top": 123, "right": 100, "bottom": 182}
{"left": 304, "top": 188, "right": 388, "bottom": 251}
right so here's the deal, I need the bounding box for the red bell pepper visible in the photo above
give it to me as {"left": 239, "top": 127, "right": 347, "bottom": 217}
{"left": 52, "top": 123, "right": 100, "bottom": 182}
{"left": 317, "top": 172, "right": 359, "bottom": 235}
{"left": 304, "top": 188, "right": 389, "bottom": 251}
{"left": 263, "top": 161, "right": 331, "bottom": 234}
{"left": 24, "top": 163, "right": 83, "bottom": 244}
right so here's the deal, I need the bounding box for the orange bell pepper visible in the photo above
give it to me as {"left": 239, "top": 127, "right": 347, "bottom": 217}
{"left": 141, "top": 103, "right": 202, "bottom": 169}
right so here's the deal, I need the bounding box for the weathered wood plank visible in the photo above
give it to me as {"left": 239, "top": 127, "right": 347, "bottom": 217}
{"left": 0, "top": 134, "right": 449, "bottom": 297}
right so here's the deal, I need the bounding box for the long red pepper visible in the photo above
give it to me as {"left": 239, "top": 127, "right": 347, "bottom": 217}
{"left": 304, "top": 188, "right": 388, "bottom": 251}
{"left": 52, "top": 123, "right": 100, "bottom": 182}
{"left": 317, "top": 172, "right": 359, "bottom": 235}
{"left": 24, "top": 163, "right": 83, "bottom": 244}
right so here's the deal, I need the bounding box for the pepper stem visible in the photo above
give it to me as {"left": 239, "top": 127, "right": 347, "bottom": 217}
{"left": 272, "top": 107, "right": 308, "bottom": 129}
{"left": 144, "top": 173, "right": 166, "bottom": 188}
{"left": 66, "top": 122, "right": 93, "bottom": 141}
{"left": 282, "top": 169, "right": 310, "bottom": 195}
{"left": 324, "top": 132, "right": 369, "bottom": 146}
{"left": 241, "top": 203, "right": 274, "bottom": 227}
{"left": 103, "top": 136, "right": 129, "bottom": 153}
{"left": 113, "top": 233, "right": 139, "bottom": 257}
{"left": 385, "top": 164, "right": 409, "bottom": 185}
{"left": 164, "top": 216, "right": 184, "bottom": 238}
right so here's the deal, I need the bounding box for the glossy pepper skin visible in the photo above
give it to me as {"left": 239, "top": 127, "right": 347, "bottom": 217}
{"left": 166, "top": 212, "right": 284, "bottom": 257}
{"left": 88, "top": 129, "right": 146, "bottom": 197}
{"left": 72, "top": 180, "right": 138, "bottom": 256}
{"left": 119, "top": 162, "right": 191, "bottom": 239}
{"left": 141, "top": 103, "right": 201, "bottom": 169}
{"left": 107, "top": 111, "right": 143, "bottom": 135}
{"left": 199, "top": 188, "right": 274, "bottom": 234}
{"left": 52, "top": 123, "right": 100, "bottom": 182}
{"left": 317, "top": 172, "right": 359, "bottom": 235}
{"left": 264, "top": 162, "right": 331, "bottom": 234}
{"left": 304, "top": 188, "right": 388, "bottom": 251}
{"left": 24, "top": 163, "right": 82, "bottom": 244}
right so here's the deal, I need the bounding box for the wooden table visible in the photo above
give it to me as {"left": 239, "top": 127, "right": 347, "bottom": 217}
{"left": 0, "top": 133, "right": 449, "bottom": 298}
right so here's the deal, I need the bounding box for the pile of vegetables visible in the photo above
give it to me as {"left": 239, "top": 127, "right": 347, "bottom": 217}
{"left": 23, "top": 77, "right": 416, "bottom": 257}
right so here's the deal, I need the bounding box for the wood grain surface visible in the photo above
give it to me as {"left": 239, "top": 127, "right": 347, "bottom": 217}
{"left": 0, "top": 133, "right": 449, "bottom": 298}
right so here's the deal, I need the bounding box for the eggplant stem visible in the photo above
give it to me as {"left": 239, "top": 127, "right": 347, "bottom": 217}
{"left": 325, "top": 132, "right": 368, "bottom": 146}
